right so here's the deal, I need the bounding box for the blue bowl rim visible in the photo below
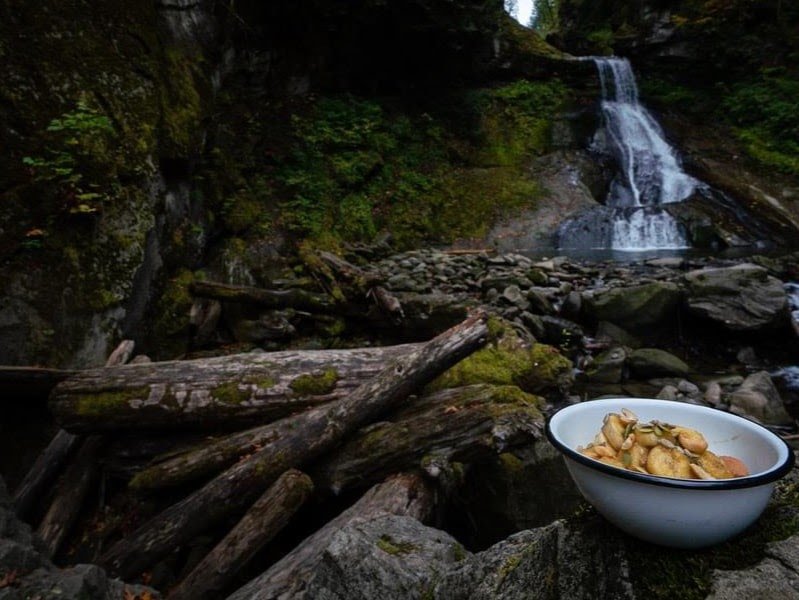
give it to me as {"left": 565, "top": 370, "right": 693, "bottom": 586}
{"left": 545, "top": 399, "right": 796, "bottom": 490}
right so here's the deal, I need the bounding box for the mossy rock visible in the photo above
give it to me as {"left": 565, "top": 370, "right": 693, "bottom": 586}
{"left": 585, "top": 282, "right": 681, "bottom": 333}
{"left": 628, "top": 348, "right": 691, "bottom": 379}
{"left": 429, "top": 321, "right": 573, "bottom": 395}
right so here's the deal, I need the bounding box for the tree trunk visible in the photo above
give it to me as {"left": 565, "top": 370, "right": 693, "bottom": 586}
{"left": 51, "top": 343, "right": 421, "bottom": 433}
{"left": 313, "top": 384, "right": 544, "bottom": 494}
{"left": 226, "top": 473, "right": 434, "bottom": 600}
{"left": 13, "top": 429, "right": 81, "bottom": 520}
{"left": 36, "top": 436, "right": 104, "bottom": 557}
{"left": 168, "top": 469, "right": 314, "bottom": 600}
{"left": 99, "top": 312, "right": 488, "bottom": 579}
{"left": 131, "top": 383, "right": 542, "bottom": 492}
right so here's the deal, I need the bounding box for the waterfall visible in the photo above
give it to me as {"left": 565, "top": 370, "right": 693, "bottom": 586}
{"left": 595, "top": 58, "right": 696, "bottom": 208}
{"left": 558, "top": 57, "right": 696, "bottom": 252}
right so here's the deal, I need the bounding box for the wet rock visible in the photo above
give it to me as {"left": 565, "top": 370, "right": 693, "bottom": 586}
{"left": 560, "top": 291, "right": 582, "bottom": 320}
{"left": 540, "top": 316, "right": 585, "bottom": 350}
{"left": 657, "top": 384, "right": 679, "bottom": 400}
{"left": 595, "top": 321, "right": 640, "bottom": 348}
{"left": 628, "top": 348, "right": 691, "bottom": 378}
{"left": 704, "top": 381, "right": 723, "bottom": 406}
{"left": 584, "top": 282, "right": 681, "bottom": 333}
{"left": 684, "top": 264, "right": 789, "bottom": 332}
{"left": 502, "top": 285, "right": 530, "bottom": 311}
{"left": 526, "top": 288, "right": 555, "bottom": 315}
{"left": 586, "top": 346, "right": 628, "bottom": 384}
{"left": 728, "top": 371, "right": 794, "bottom": 426}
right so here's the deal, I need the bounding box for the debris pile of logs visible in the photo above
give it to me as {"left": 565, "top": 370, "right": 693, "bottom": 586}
{"left": 12, "top": 312, "right": 545, "bottom": 599}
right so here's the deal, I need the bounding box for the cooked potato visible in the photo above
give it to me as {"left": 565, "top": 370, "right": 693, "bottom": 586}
{"left": 580, "top": 410, "right": 749, "bottom": 481}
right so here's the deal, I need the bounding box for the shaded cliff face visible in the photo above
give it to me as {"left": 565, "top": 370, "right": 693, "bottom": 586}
{"left": 0, "top": 0, "right": 579, "bottom": 366}
{"left": 0, "top": 0, "right": 219, "bottom": 366}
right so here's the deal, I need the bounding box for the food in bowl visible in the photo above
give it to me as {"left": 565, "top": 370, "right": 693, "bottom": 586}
{"left": 546, "top": 398, "right": 795, "bottom": 548}
{"left": 578, "top": 408, "right": 750, "bottom": 480}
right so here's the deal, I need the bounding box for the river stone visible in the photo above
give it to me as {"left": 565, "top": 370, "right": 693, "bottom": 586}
{"left": 595, "top": 321, "right": 640, "bottom": 348}
{"left": 628, "top": 348, "right": 691, "bottom": 378}
{"left": 728, "top": 371, "right": 793, "bottom": 426}
{"left": 584, "top": 282, "right": 681, "bottom": 332}
{"left": 586, "top": 346, "right": 628, "bottom": 383}
{"left": 284, "top": 514, "right": 463, "bottom": 600}
{"left": 704, "top": 381, "right": 723, "bottom": 406}
{"left": 526, "top": 288, "right": 554, "bottom": 315}
{"left": 684, "top": 264, "right": 789, "bottom": 331}
{"left": 707, "top": 534, "right": 799, "bottom": 599}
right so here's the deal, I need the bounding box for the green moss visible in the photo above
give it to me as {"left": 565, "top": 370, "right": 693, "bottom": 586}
{"left": 289, "top": 368, "right": 340, "bottom": 396}
{"left": 377, "top": 534, "right": 417, "bottom": 555}
{"left": 499, "top": 452, "right": 526, "bottom": 474}
{"left": 74, "top": 387, "right": 150, "bottom": 416}
{"left": 160, "top": 47, "right": 205, "bottom": 156}
{"left": 212, "top": 382, "right": 251, "bottom": 404}
{"left": 428, "top": 329, "right": 572, "bottom": 395}
{"left": 498, "top": 553, "right": 522, "bottom": 582}
{"left": 452, "top": 542, "right": 468, "bottom": 562}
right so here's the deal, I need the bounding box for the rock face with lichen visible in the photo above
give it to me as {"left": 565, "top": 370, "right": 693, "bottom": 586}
{"left": 0, "top": 0, "right": 217, "bottom": 367}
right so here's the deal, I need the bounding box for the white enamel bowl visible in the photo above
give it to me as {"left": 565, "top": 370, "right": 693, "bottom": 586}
{"left": 546, "top": 397, "right": 795, "bottom": 548}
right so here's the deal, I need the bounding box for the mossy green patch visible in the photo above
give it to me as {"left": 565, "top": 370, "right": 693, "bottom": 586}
{"left": 289, "top": 368, "right": 340, "bottom": 396}
{"left": 212, "top": 382, "right": 251, "bottom": 404}
{"left": 74, "top": 387, "right": 150, "bottom": 416}
{"left": 428, "top": 326, "right": 572, "bottom": 395}
{"left": 377, "top": 534, "right": 418, "bottom": 555}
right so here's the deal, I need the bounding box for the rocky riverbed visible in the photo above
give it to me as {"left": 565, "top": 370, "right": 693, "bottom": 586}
{"left": 4, "top": 247, "right": 799, "bottom": 599}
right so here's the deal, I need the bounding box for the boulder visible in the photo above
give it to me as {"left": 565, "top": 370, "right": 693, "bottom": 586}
{"left": 285, "top": 514, "right": 465, "bottom": 600}
{"left": 728, "top": 371, "right": 794, "bottom": 426}
{"left": 584, "top": 282, "right": 681, "bottom": 333}
{"left": 586, "top": 346, "right": 628, "bottom": 384}
{"left": 434, "top": 518, "right": 636, "bottom": 599}
{"left": 684, "top": 264, "right": 789, "bottom": 332}
{"left": 628, "top": 348, "right": 691, "bottom": 379}
{"left": 0, "top": 477, "right": 158, "bottom": 599}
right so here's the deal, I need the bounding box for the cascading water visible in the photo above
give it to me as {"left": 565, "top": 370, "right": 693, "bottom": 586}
{"left": 558, "top": 57, "right": 698, "bottom": 252}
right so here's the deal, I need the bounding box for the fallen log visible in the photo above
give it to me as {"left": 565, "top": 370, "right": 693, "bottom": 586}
{"left": 36, "top": 436, "right": 104, "bottom": 557}
{"left": 227, "top": 473, "right": 434, "bottom": 600}
{"left": 313, "top": 384, "right": 544, "bottom": 494}
{"left": 13, "top": 429, "right": 81, "bottom": 520}
{"left": 190, "top": 280, "right": 336, "bottom": 314}
{"left": 131, "top": 383, "right": 542, "bottom": 492}
{"left": 167, "top": 469, "right": 314, "bottom": 600}
{"left": 99, "top": 312, "right": 488, "bottom": 579}
{"left": 51, "top": 343, "right": 420, "bottom": 433}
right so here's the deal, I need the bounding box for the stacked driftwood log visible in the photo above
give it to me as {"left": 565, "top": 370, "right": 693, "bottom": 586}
{"left": 10, "top": 251, "right": 547, "bottom": 599}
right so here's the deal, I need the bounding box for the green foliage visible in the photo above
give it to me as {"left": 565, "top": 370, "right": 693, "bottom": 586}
{"left": 22, "top": 96, "right": 117, "bottom": 214}
{"left": 468, "top": 79, "right": 567, "bottom": 167}
{"left": 720, "top": 69, "right": 799, "bottom": 174}
{"left": 205, "top": 77, "right": 569, "bottom": 251}
{"left": 640, "top": 78, "right": 706, "bottom": 113}
{"left": 531, "top": 0, "right": 560, "bottom": 34}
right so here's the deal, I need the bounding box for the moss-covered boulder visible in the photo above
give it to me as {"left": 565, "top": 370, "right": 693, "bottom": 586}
{"left": 586, "top": 346, "right": 628, "bottom": 384}
{"left": 429, "top": 322, "right": 574, "bottom": 395}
